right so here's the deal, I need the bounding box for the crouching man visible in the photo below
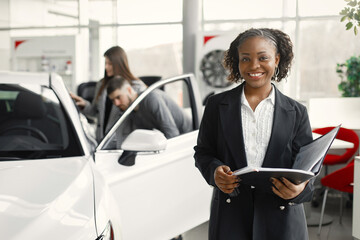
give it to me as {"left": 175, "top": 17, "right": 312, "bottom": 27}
{"left": 107, "top": 76, "right": 192, "bottom": 146}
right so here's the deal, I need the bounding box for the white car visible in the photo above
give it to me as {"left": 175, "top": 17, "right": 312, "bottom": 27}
{"left": 0, "top": 71, "right": 212, "bottom": 240}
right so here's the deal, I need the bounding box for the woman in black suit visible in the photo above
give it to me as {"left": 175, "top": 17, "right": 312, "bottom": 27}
{"left": 194, "top": 28, "right": 314, "bottom": 240}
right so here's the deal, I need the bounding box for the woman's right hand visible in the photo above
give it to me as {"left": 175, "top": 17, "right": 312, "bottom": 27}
{"left": 214, "top": 165, "right": 240, "bottom": 194}
{"left": 70, "top": 93, "right": 87, "bottom": 109}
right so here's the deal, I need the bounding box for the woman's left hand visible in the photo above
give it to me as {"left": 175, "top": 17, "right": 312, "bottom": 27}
{"left": 271, "top": 177, "right": 309, "bottom": 200}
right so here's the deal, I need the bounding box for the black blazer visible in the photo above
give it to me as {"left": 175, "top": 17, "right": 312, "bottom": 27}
{"left": 194, "top": 83, "right": 314, "bottom": 240}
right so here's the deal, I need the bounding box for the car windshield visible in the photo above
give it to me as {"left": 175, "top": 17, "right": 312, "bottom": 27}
{"left": 0, "top": 83, "right": 83, "bottom": 160}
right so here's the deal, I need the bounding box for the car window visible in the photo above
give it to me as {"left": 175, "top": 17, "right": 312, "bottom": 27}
{"left": 0, "top": 83, "right": 83, "bottom": 160}
{"left": 101, "top": 78, "right": 196, "bottom": 150}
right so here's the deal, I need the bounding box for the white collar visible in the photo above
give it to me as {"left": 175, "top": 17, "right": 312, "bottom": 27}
{"left": 241, "top": 84, "right": 275, "bottom": 106}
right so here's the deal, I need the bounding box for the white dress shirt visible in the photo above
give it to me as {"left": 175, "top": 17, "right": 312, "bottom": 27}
{"left": 241, "top": 86, "right": 275, "bottom": 168}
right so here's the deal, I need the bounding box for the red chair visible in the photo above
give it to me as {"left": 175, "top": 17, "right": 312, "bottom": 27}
{"left": 312, "top": 127, "right": 359, "bottom": 174}
{"left": 318, "top": 160, "right": 355, "bottom": 235}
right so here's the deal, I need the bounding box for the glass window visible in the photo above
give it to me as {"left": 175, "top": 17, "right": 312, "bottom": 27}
{"left": 203, "top": 0, "right": 285, "bottom": 20}
{"left": 282, "top": 0, "right": 297, "bottom": 18}
{"left": 0, "top": 83, "right": 83, "bottom": 159}
{"left": 203, "top": 21, "right": 284, "bottom": 32}
{"left": 299, "top": 0, "right": 344, "bottom": 16}
{"left": 117, "top": 24, "right": 183, "bottom": 78}
{"left": 200, "top": 0, "right": 356, "bottom": 103}
{"left": 298, "top": 19, "right": 360, "bottom": 100}
{"left": 10, "top": 0, "right": 79, "bottom": 28}
{"left": 117, "top": 0, "right": 182, "bottom": 23}
{"left": 89, "top": 0, "right": 115, "bottom": 25}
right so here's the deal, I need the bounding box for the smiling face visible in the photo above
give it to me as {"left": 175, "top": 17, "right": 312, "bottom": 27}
{"left": 238, "top": 36, "right": 280, "bottom": 91}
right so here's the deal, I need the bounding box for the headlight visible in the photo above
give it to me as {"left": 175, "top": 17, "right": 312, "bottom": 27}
{"left": 96, "top": 221, "right": 114, "bottom": 240}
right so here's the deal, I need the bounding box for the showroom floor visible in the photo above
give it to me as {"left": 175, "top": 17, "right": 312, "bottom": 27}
{"left": 182, "top": 193, "right": 354, "bottom": 240}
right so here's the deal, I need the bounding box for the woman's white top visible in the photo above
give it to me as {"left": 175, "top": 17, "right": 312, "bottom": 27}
{"left": 241, "top": 86, "right": 275, "bottom": 168}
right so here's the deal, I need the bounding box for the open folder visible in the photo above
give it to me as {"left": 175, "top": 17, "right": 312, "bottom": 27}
{"left": 232, "top": 125, "right": 341, "bottom": 189}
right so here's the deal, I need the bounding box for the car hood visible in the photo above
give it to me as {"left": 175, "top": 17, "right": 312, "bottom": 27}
{"left": 0, "top": 156, "right": 97, "bottom": 239}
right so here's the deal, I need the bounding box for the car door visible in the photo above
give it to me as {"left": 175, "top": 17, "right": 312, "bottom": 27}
{"left": 94, "top": 74, "right": 212, "bottom": 240}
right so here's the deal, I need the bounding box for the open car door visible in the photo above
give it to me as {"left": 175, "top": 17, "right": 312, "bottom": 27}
{"left": 94, "top": 74, "right": 212, "bottom": 240}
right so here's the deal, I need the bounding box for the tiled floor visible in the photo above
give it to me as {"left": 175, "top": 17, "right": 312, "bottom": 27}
{"left": 182, "top": 194, "right": 355, "bottom": 240}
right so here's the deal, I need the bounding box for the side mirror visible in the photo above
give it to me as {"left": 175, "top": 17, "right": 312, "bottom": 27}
{"left": 118, "top": 129, "right": 167, "bottom": 166}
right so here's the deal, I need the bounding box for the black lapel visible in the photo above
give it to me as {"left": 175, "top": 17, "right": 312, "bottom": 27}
{"left": 219, "top": 83, "right": 247, "bottom": 169}
{"left": 262, "top": 86, "right": 296, "bottom": 167}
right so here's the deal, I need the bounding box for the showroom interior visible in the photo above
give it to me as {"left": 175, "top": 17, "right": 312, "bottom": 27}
{"left": 0, "top": 0, "right": 360, "bottom": 239}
